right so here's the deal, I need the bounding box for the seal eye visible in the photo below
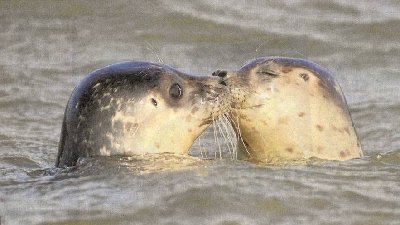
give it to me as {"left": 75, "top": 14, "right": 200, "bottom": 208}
{"left": 169, "top": 83, "right": 182, "bottom": 98}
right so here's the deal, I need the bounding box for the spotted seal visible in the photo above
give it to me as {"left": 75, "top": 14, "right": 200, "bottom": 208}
{"left": 217, "top": 57, "right": 363, "bottom": 163}
{"left": 56, "top": 61, "right": 227, "bottom": 167}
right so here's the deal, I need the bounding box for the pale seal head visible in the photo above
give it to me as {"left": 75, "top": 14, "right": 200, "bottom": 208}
{"left": 56, "top": 61, "right": 228, "bottom": 167}
{"left": 219, "top": 57, "right": 363, "bottom": 163}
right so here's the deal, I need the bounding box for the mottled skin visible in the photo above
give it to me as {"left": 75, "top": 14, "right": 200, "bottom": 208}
{"left": 222, "top": 57, "right": 363, "bottom": 163}
{"left": 56, "top": 61, "right": 227, "bottom": 167}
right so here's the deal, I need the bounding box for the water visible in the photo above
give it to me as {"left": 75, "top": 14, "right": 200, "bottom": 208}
{"left": 1, "top": 0, "right": 399, "bottom": 224}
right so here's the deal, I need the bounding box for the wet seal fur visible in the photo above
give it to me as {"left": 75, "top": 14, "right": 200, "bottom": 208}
{"left": 56, "top": 61, "right": 227, "bottom": 167}
{"left": 220, "top": 57, "right": 363, "bottom": 163}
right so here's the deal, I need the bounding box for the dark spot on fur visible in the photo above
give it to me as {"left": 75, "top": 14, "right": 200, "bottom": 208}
{"left": 286, "top": 147, "right": 293, "bottom": 153}
{"left": 316, "top": 125, "right": 323, "bottom": 131}
{"left": 344, "top": 127, "right": 350, "bottom": 135}
{"left": 340, "top": 151, "right": 346, "bottom": 158}
{"left": 281, "top": 67, "right": 292, "bottom": 73}
{"left": 300, "top": 73, "right": 309, "bottom": 81}
{"left": 278, "top": 117, "right": 289, "bottom": 125}
{"left": 239, "top": 114, "right": 251, "bottom": 122}
{"left": 191, "top": 106, "right": 199, "bottom": 114}
{"left": 125, "top": 122, "right": 133, "bottom": 132}
{"left": 155, "top": 142, "right": 160, "bottom": 149}
{"left": 125, "top": 122, "right": 138, "bottom": 133}
{"left": 188, "top": 128, "right": 192, "bottom": 133}
{"left": 317, "top": 146, "right": 324, "bottom": 153}
{"left": 298, "top": 112, "right": 305, "bottom": 117}
{"left": 318, "top": 80, "right": 324, "bottom": 87}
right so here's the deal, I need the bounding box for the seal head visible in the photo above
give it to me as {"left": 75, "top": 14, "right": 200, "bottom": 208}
{"left": 56, "top": 61, "right": 227, "bottom": 167}
{"left": 221, "top": 57, "right": 363, "bottom": 163}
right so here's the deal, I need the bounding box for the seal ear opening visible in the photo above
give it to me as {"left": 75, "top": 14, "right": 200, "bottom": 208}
{"left": 300, "top": 73, "right": 309, "bottom": 81}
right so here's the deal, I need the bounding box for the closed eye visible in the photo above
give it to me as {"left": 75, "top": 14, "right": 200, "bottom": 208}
{"left": 257, "top": 69, "right": 280, "bottom": 77}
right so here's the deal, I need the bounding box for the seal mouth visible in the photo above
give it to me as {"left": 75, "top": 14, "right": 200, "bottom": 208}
{"left": 230, "top": 103, "right": 264, "bottom": 110}
{"left": 199, "top": 118, "right": 213, "bottom": 127}
{"left": 212, "top": 70, "right": 229, "bottom": 87}
{"left": 192, "top": 80, "right": 230, "bottom": 128}
{"left": 219, "top": 80, "right": 227, "bottom": 86}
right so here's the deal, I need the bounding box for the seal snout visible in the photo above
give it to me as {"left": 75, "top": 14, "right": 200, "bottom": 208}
{"left": 212, "top": 70, "right": 227, "bottom": 78}
{"left": 212, "top": 70, "right": 228, "bottom": 86}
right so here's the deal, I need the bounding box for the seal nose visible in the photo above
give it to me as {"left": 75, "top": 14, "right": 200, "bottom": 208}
{"left": 212, "top": 70, "right": 228, "bottom": 86}
{"left": 212, "top": 70, "right": 227, "bottom": 78}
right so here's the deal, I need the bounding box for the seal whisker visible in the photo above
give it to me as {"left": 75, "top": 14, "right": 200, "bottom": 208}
{"left": 200, "top": 131, "right": 209, "bottom": 159}
{"left": 224, "top": 114, "right": 238, "bottom": 157}
{"left": 232, "top": 104, "right": 266, "bottom": 110}
{"left": 218, "top": 117, "right": 234, "bottom": 158}
{"left": 214, "top": 118, "right": 226, "bottom": 154}
{"left": 215, "top": 117, "right": 233, "bottom": 159}
{"left": 224, "top": 114, "right": 239, "bottom": 159}
{"left": 145, "top": 41, "right": 164, "bottom": 64}
{"left": 228, "top": 113, "right": 251, "bottom": 157}
{"left": 220, "top": 114, "right": 238, "bottom": 159}
{"left": 212, "top": 115, "right": 222, "bottom": 159}
{"left": 198, "top": 134, "right": 206, "bottom": 159}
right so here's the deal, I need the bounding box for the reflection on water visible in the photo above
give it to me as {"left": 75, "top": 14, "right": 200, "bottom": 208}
{"left": 1, "top": 0, "right": 400, "bottom": 224}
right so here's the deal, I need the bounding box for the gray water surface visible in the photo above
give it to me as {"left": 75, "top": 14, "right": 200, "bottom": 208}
{"left": 1, "top": 1, "right": 400, "bottom": 224}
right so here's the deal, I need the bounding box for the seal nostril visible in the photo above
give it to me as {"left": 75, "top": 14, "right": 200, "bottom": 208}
{"left": 218, "top": 71, "right": 227, "bottom": 77}
{"left": 300, "top": 73, "right": 309, "bottom": 81}
{"left": 212, "top": 70, "right": 227, "bottom": 78}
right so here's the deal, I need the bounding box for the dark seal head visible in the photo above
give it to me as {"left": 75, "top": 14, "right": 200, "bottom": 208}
{"left": 219, "top": 57, "right": 363, "bottom": 163}
{"left": 56, "top": 61, "right": 228, "bottom": 167}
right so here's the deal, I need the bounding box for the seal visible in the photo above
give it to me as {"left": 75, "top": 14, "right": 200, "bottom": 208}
{"left": 56, "top": 61, "right": 228, "bottom": 167}
{"left": 218, "top": 57, "right": 363, "bottom": 163}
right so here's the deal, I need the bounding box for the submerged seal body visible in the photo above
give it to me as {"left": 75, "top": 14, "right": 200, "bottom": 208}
{"left": 221, "top": 57, "right": 363, "bottom": 163}
{"left": 56, "top": 61, "right": 227, "bottom": 167}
